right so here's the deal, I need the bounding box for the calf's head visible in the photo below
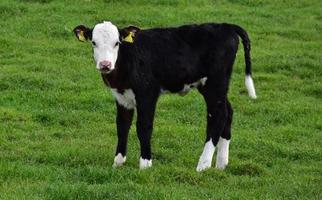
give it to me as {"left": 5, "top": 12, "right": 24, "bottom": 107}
{"left": 73, "top": 21, "right": 140, "bottom": 74}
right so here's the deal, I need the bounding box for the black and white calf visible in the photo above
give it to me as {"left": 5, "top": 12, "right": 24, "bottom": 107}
{"left": 73, "top": 21, "right": 256, "bottom": 171}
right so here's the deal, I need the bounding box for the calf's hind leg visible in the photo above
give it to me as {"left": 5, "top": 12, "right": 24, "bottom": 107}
{"left": 196, "top": 79, "right": 229, "bottom": 172}
{"left": 216, "top": 101, "right": 233, "bottom": 170}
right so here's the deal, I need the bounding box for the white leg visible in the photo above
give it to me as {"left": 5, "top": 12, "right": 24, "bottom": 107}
{"left": 196, "top": 139, "right": 215, "bottom": 172}
{"left": 215, "top": 137, "right": 230, "bottom": 169}
{"left": 112, "top": 153, "right": 126, "bottom": 168}
{"left": 139, "top": 157, "right": 152, "bottom": 169}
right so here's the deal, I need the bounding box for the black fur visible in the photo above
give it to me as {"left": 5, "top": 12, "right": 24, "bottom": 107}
{"left": 73, "top": 25, "right": 93, "bottom": 41}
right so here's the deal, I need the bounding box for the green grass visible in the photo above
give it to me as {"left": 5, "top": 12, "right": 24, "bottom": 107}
{"left": 1, "top": 0, "right": 322, "bottom": 199}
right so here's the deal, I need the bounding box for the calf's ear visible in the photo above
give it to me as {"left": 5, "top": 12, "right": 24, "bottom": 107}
{"left": 73, "top": 25, "right": 92, "bottom": 42}
{"left": 120, "top": 25, "right": 140, "bottom": 43}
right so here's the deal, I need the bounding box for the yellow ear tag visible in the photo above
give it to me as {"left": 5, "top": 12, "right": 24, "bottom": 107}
{"left": 78, "top": 30, "right": 86, "bottom": 42}
{"left": 123, "top": 32, "right": 134, "bottom": 43}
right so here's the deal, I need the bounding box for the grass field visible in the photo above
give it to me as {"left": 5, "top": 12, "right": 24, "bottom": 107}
{"left": 1, "top": 0, "right": 322, "bottom": 199}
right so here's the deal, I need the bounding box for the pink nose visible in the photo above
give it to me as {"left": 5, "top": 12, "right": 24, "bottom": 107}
{"left": 99, "top": 60, "right": 112, "bottom": 70}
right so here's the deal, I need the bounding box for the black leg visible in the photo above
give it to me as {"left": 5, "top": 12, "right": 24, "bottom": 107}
{"left": 113, "top": 102, "right": 134, "bottom": 167}
{"left": 135, "top": 93, "right": 158, "bottom": 169}
{"left": 203, "top": 78, "right": 229, "bottom": 145}
{"left": 205, "top": 97, "right": 228, "bottom": 145}
{"left": 216, "top": 100, "right": 233, "bottom": 169}
{"left": 221, "top": 100, "right": 233, "bottom": 140}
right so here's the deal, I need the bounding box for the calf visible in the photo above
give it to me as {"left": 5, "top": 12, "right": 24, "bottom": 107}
{"left": 73, "top": 21, "right": 256, "bottom": 171}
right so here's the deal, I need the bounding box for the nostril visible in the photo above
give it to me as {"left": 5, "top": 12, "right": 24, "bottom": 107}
{"left": 99, "top": 61, "right": 112, "bottom": 69}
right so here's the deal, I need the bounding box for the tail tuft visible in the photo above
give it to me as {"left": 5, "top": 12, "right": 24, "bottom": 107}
{"left": 232, "top": 24, "right": 257, "bottom": 99}
{"left": 245, "top": 75, "right": 257, "bottom": 99}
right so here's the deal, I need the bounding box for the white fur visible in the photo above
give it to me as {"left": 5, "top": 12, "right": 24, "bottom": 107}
{"left": 200, "top": 77, "right": 208, "bottom": 86}
{"left": 139, "top": 157, "right": 152, "bottom": 169}
{"left": 112, "top": 153, "right": 126, "bottom": 167}
{"left": 245, "top": 75, "right": 257, "bottom": 99}
{"left": 111, "top": 89, "right": 136, "bottom": 109}
{"left": 160, "top": 88, "right": 170, "bottom": 94}
{"left": 215, "top": 137, "right": 230, "bottom": 169}
{"left": 92, "top": 21, "right": 120, "bottom": 72}
{"left": 178, "top": 84, "right": 191, "bottom": 96}
{"left": 178, "top": 77, "right": 208, "bottom": 96}
{"left": 196, "top": 139, "right": 215, "bottom": 172}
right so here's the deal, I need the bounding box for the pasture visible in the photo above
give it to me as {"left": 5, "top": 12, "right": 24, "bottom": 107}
{"left": 0, "top": 0, "right": 321, "bottom": 199}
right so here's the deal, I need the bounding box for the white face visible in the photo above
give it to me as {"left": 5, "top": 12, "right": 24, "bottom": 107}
{"left": 91, "top": 21, "right": 120, "bottom": 73}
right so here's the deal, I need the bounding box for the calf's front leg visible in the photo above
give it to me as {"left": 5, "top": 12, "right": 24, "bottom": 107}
{"left": 113, "top": 102, "right": 134, "bottom": 167}
{"left": 135, "top": 95, "right": 158, "bottom": 169}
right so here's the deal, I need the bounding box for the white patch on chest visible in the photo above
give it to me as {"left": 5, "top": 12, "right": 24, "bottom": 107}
{"left": 111, "top": 88, "right": 136, "bottom": 109}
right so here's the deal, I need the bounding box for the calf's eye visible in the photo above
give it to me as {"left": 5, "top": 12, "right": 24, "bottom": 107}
{"left": 114, "top": 42, "right": 119, "bottom": 47}
{"left": 92, "top": 41, "right": 96, "bottom": 46}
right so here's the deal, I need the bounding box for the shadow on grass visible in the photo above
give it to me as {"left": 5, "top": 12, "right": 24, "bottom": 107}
{"left": 227, "top": 163, "right": 266, "bottom": 177}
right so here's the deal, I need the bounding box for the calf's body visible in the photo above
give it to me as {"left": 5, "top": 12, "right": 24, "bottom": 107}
{"left": 73, "top": 22, "right": 256, "bottom": 171}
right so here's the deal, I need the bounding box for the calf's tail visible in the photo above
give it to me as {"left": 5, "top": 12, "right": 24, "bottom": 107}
{"left": 232, "top": 24, "right": 257, "bottom": 99}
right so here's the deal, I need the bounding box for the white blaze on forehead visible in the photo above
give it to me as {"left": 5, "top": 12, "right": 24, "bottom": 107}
{"left": 92, "top": 21, "right": 120, "bottom": 71}
{"left": 92, "top": 21, "right": 119, "bottom": 45}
